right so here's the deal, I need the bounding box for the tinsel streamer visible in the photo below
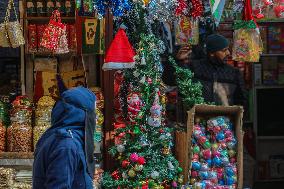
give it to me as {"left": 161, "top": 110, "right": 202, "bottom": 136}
{"left": 94, "top": 0, "right": 107, "bottom": 18}
{"left": 169, "top": 57, "right": 205, "bottom": 109}
{"left": 190, "top": 0, "right": 204, "bottom": 18}
{"left": 233, "top": 20, "right": 256, "bottom": 30}
{"left": 94, "top": 0, "right": 132, "bottom": 18}
{"left": 146, "top": 0, "right": 176, "bottom": 22}
{"left": 232, "top": 0, "right": 244, "bottom": 14}
{"left": 175, "top": 0, "right": 189, "bottom": 16}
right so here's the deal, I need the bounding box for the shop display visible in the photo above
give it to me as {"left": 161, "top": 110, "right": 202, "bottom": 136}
{"left": 0, "top": 167, "right": 16, "bottom": 188}
{"left": 189, "top": 116, "right": 238, "bottom": 188}
{"left": 0, "top": 167, "right": 32, "bottom": 189}
{"left": 0, "top": 121, "right": 6, "bottom": 152}
{"left": 28, "top": 23, "right": 76, "bottom": 53}
{"left": 40, "top": 10, "right": 69, "bottom": 54}
{"left": 33, "top": 96, "right": 55, "bottom": 149}
{"left": 0, "top": 0, "right": 25, "bottom": 48}
{"left": 232, "top": 28, "right": 263, "bottom": 62}
{"left": 7, "top": 96, "right": 33, "bottom": 152}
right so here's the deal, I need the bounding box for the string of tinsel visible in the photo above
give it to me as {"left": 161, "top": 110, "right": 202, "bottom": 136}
{"left": 94, "top": 0, "right": 132, "bottom": 18}
{"left": 233, "top": 20, "right": 257, "bottom": 30}
{"left": 169, "top": 57, "right": 205, "bottom": 110}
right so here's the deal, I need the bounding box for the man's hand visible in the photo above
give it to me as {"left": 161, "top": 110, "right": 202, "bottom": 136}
{"left": 176, "top": 45, "right": 192, "bottom": 63}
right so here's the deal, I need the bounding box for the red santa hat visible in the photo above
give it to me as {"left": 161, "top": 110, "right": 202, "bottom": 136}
{"left": 102, "top": 27, "right": 135, "bottom": 70}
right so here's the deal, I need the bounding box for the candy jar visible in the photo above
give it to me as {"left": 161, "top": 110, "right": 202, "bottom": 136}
{"left": 33, "top": 96, "right": 55, "bottom": 149}
{"left": 7, "top": 111, "right": 32, "bottom": 152}
{"left": 0, "top": 121, "right": 6, "bottom": 152}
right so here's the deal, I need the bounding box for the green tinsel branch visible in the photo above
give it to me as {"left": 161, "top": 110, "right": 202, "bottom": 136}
{"left": 169, "top": 57, "right": 205, "bottom": 110}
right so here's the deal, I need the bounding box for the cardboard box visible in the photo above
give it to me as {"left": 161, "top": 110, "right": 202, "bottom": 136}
{"left": 175, "top": 104, "right": 244, "bottom": 189}
{"left": 34, "top": 58, "right": 57, "bottom": 72}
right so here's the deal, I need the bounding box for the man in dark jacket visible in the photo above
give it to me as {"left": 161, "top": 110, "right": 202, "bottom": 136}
{"left": 33, "top": 86, "right": 96, "bottom": 189}
{"left": 176, "top": 34, "right": 247, "bottom": 106}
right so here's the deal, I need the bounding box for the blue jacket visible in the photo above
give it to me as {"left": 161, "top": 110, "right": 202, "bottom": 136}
{"left": 33, "top": 87, "right": 96, "bottom": 189}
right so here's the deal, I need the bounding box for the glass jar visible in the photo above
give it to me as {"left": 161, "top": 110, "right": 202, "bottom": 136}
{"left": 0, "top": 121, "right": 6, "bottom": 152}
{"left": 33, "top": 113, "right": 51, "bottom": 149}
{"left": 7, "top": 111, "right": 32, "bottom": 152}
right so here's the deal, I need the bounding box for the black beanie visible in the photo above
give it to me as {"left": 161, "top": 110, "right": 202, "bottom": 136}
{"left": 206, "top": 34, "right": 229, "bottom": 53}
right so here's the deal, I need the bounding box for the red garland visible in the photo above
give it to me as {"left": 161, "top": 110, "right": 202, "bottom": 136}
{"left": 190, "top": 0, "right": 204, "bottom": 18}
{"left": 175, "top": 0, "right": 189, "bottom": 16}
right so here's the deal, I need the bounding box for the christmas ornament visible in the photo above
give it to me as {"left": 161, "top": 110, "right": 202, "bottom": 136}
{"left": 102, "top": 27, "right": 135, "bottom": 70}
{"left": 128, "top": 169, "right": 136, "bottom": 177}
{"left": 147, "top": 93, "right": 162, "bottom": 127}
{"left": 134, "top": 164, "right": 143, "bottom": 171}
{"left": 137, "top": 156, "right": 146, "bottom": 165}
{"left": 116, "top": 144, "right": 125, "bottom": 153}
{"left": 146, "top": 0, "right": 176, "bottom": 22}
{"left": 130, "top": 153, "right": 139, "bottom": 162}
{"left": 168, "top": 161, "right": 175, "bottom": 170}
{"left": 121, "top": 160, "right": 130, "bottom": 168}
{"left": 151, "top": 171, "right": 160, "bottom": 179}
{"left": 127, "top": 93, "right": 143, "bottom": 123}
{"left": 162, "top": 147, "right": 170, "bottom": 155}
{"left": 111, "top": 170, "right": 120, "bottom": 180}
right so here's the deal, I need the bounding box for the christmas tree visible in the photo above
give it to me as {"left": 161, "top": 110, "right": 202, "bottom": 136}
{"left": 102, "top": 33, "right": 183, "bottom": 188}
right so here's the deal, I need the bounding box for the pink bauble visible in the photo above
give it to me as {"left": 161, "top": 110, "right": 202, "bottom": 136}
{"left": 130, "top": 153, "right": 139, "bottom": 162}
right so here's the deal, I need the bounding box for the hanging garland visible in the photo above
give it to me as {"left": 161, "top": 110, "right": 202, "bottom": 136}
{"left": 169, "top": 57, "right": 205, "bottom": 110}
{"left": 94, "top": 0, "right": 132, "bottom": 18}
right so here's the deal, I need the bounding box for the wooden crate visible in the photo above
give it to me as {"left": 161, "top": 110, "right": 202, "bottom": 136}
{"left": 175, "top": 104, "right": 244, "bottom": 189}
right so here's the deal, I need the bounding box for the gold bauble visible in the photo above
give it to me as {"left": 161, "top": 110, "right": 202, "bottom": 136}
{"left": 95, "top": 109, "right": 104, "bottom": 125}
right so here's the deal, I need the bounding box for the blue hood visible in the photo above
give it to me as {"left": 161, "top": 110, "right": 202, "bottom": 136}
{"left": 51, "top": 86, "right": 96, "bottom": 130}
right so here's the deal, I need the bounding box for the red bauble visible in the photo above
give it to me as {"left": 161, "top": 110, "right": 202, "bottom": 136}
{"left": 122, "top": 160, "right": 130, "bottom": 168}
{"left": 137, "top": 156, "right": 146, "bottom": 165}
{"left": 111, "top": 170, "right": 120, "bottom": 180}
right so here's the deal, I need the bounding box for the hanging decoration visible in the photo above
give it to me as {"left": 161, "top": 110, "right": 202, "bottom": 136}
{"left": 102, "top": 27, "right": 136, "bottom": 70}
{"left": 94, "top": 0, "right": 132, "bottom": 18}
{"left": 175, "top": 0, "right": 189, "bottom": 16}
{"left": 146, "top": 0, "right": 176, "bottom": 22}
{"left": 232, "top": 0, "right": 263, "bottom": 62}
{"left": 210, "top": 0, "right": 227, "bottom": 26}
{"left": 190, "top": 0, "right": 204, "bottom": 18}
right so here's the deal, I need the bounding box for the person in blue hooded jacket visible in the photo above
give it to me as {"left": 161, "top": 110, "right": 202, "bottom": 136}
{"left": 32, "top": 86, "right": 96, "bottom": 189}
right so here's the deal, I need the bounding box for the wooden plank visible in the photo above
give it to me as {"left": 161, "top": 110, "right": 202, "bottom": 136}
{"left": 103, "top": 9, "right": 115, "bottom": 171}
{"left": 0, "top": 152, "right": 34, "bottom": 159}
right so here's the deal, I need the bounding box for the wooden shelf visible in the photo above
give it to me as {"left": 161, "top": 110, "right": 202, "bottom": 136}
{"left": 0, "top": 152, "right": 33, "bottom": 159}
{"left": 258, "top": 136, "right": 284, "bottom": 140}
{"left": 256, "top": 178, "right": 284, "bottom": 182}
{"left": 261, "top": 53, "right": 284, "bottom": 56}
{"left": 255, "top": 85, "right": 284, "bottom": 89}
{"left": 27, "top": 50, "right": 77, "bottom": 56}
{"left": 26, "top": 16, "right": 75, "bottom": 21}
{"left": 257, "top": 19, "right": 284, "bottom": 23}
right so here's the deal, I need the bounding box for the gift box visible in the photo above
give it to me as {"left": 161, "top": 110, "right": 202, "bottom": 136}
{"left": 175, "top": 104, "right": 244, "bottom": 189}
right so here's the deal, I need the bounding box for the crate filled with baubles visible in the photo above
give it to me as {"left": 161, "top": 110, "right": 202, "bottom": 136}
{"left": 175, "top": 105, "right": 244, "bottom": 189}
